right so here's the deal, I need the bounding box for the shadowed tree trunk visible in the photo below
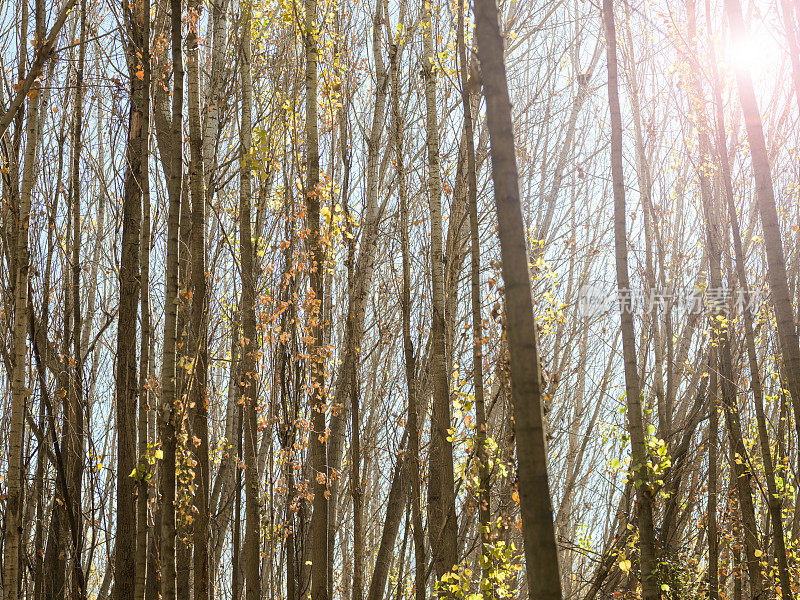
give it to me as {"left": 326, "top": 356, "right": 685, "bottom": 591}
{"left": 117, "top": 0, "right": 148, "bottom": 598}
{"left": 187, "top": 0, "right": 210, "bottom": 597}
{"left": 239, "top": 5, "right": 261, "bottom": 600}
{"left": 68, "top": 1, "right": 87, "bottom": 595}
{"left": 132, "top": 0, "right": 152, "bottom": 597}
{"left": 303, "top": 0, "right": 329, "bottom": 594}
{"left": 474, "top": 0, "right": 563, "bottom": 598}
{"left": 159, "top": 0, "right": 184, "bottom": 596}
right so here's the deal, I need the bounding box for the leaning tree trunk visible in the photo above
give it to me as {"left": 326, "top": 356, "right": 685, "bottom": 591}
{"left": 601, "top": 2, "right": 658, "bottom": 599}
{"left": 474, "top": 0, "right": 563, "bottom": 599}
{"left": 725, "top": 0, "right": 800, "bottom": 461}
{"left": 684, "top": 5, "right": 769, "bottom": 599}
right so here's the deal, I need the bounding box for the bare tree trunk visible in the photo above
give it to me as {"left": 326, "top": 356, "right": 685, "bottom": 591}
{"left": 202, "top": 0, "right": 229, "bottom": 186}
{"left": 602, "top": 2, "right": 657, "bottom": 599}
{"left": 364, "top": 424, "right": 409, "bottom": 600}
{"left": 474, "top": 0, "right": 563, "bottom": 598}
{"left": 68, "top": 1, "right": 87, "bottom": 595}
{"left": 3, "top": 0, "right": 45, "bottom": 595}
{"left": 186, "top": 0, "right": 210, "bottom": 597}
{"left": 303, "top": 0, "right": 329, "bottom": 594}
{"left": 351, "top": 334, "right": 363, "bottom": 600}
{"left": 706, "top": 8, "right": 785, "bottom": 595}
{"left": 457, "top": 0, "right": 490, "bottom": 591}
{"left": 422, "top": 0, "right": 458, "bottom": 582}
{"left": 135, "top": 33, "right": 152, "bottom": 596}
{"left": 232, "top": 402, "right": 243, "bottom": 600}
{"left": 328, "top": 2, "right": 390, "bottom": 589}
{"left": 159, "top": 0, "right": 184, "bottom": 596}
{"left": 725, "top": 0, "right": 800, "bottom": 464}
{"left": 239, "top": 6, "right": 261, "bottom": 600}
{"left": 708, "top": 368, "right": 718, "bottom": 600}
{"left": 391, "top": 37, "right": 425, "bottom": 600}
{"left": 116, "top": 0, "right": 148, "bottom": 597}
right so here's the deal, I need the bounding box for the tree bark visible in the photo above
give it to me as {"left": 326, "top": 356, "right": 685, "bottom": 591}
{"left": 239, "top": 6, "right": 261, "bottom": 600}
{"left": 421, "top": 0, "right": 458, "bottom": 582}
{"left": 159, "top": 0, "right": 184, "bottom": 596}
{"left": 68, "top": 1, "right": 87, "bottom": 595}
{"left": 725, "top": 0, "right": 800, "bottom": 465}
{"left": 474, "top": 0, "right": 563, "bottom": 598}
{"left": 3, "top": 0, "right": 45, "bottom": 593}
{"left": 602, "top": 2, "right": 658, "bottom": 599}
{"left": 392, "top": 35, "right": 426, "bottom": 600}
{"left": 457, "top": 1, "right": 490, "bottom": 592}
{"left": 303, "top": 0, "right": 329, "bottom": 594}
{"left": 187, "top": 0, "right": 210, "bottom": 596}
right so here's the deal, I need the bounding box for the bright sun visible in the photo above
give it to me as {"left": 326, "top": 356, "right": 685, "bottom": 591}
{"left": 725, "top": 28, "right": 782, "bottom": 74}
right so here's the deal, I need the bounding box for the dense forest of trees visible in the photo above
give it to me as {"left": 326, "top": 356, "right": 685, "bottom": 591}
{"left": 2, "top": 0, "right": 800, "bottom": 598}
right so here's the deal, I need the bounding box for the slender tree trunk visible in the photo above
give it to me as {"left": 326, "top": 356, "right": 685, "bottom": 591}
{"left": 708, "top": 366, "right": 718, "bottom": 600}
{"left": 601, "top": 2, "right": 658, "bottom": 599}
{"left": 232, "top": 403, "right": 243, "bottom": 600}
{"left": 135, "top": 43, "right": 152, "bottom": 599}
{"left": 457, "top": 1, "right": 490, "bottom": 592}
{"left": 3, "top": 1, "right": 45, "bottom": 595}
{"left": 68, "top": 1, "right": 87, "bottom": 595}
{"left": 327, "top": 2, "right": 389, "bottom": 587}
{"left": 159, "top": 0, "right": 184, "bottom": 596}
{"left": 351, "top": 338, "right": 363, "bottom": 600}
{"left": 175, "top": 176, "right": 192, "bottom": 600}
{"left": 474, "top": 0, "right": 563, "bottom": 598}
{"left": 115, "top": 0, "right": 149, "bottom": 596}
{"left": 239, "top": 6, "right": 261, "bottom": 600}
{"left": 187, "top": 0, "right": 210, "bottom": 596}
{"left": 705, "top": 8, "right": 786, "bottom": 596}
{"left": 303, "top": 0, "right": 329, "bottom": 594}
{"left": 391, "top": 32, "right": 426, "bottom": 600}
{"left": 725, "top": 0, "right": 800, "bottom": 461}
{"left": 603, "top": 0, "right": 659, "bottom": 599}
{"left": 364, "top": 430, "right": 410, "bottom": 600}
{"left": 422, "top": 0, "right": 458, "bottom": 582}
